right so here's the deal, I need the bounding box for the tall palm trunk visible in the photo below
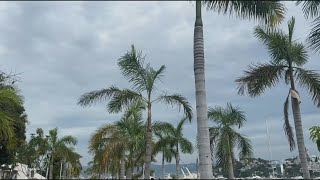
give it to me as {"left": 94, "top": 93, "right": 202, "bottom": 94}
{"left": 227, "top": 135, "right": 234, "bottom": 179}
{"left": 288, "top": 61, "right": 310, "bottom": 179}
{"left": 161, "top": 151, "right": 165, "bottom": 179}
{"left": 120, "top": 158, "right": 126, "bottom": 179}
{"left": 49, "top": 155, "right": 54, "bottom": 179}
{"left": 193, "top": 1, "right": 213, "bottom": 179}
{"left": 176, "top": 144, "right": 180, "bottom": 179}
{"left": 144, "top": 101, "right": 152, "bottom": 179}
{"left": 127, "top": 157, "right": 133, "bottom": 179}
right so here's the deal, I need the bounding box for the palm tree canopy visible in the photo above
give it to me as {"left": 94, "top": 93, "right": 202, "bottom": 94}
{"left": 296, "top": 1, "right": 320, "bottom": 52}
{"left": 236, "top": 17, "right": 320, "bottom": 107}
{"left": 310, "top": 126, "right": 320, "bottom": 152}
{"left": 203, "top": 1, "right": 286, "bottom": 26}
{"left": 48, "top": 128, "right": 78, "bottom": 157}
{"left": 154, "top": 117, "right": 193, "bottom": 155}
{"left": 78, "top": 45, "right": 193, "bottom": 121}
{"left": 208, "top": 103, "right": 253, "bottom": 168}
{"left": 235, "top": 16, "right": 320, "bottom": 152}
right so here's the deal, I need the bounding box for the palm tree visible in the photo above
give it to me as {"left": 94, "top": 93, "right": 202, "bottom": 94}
{"left": 235, "top": 16, "right": 320, "bottom": 178}
{"left": 193, "top": 1, "right": 285, "bottom": 178}
{"left": 0, "top": 86, "right": 23, "bottom": 150}
{"left": 88, "top": 101, "right": 146, "bottom": 179}
{"left": 296, "top": 1, "right": 320, "bottom": 53}
{"left": 47, "top": 128, "right": 78, "bottom": 179}
{"left": 154, "top": 117, "right": 193, "bottom": 179}
{"left": 78, "top": 45, "right": 193, "bottom": 179}
{"left": 153, "top": 128, "right": 175, "bottom": 179}
{"left": 208, "top": 103, "right": 253, "bottom": 179}
{"left": 310, "top": 126, "right": 320, "bottom": 152}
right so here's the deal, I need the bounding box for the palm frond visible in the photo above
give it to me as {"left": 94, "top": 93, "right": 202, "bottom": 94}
{"left": 296, "top": 1, "right": 320, "bottom": 19}
{"left": 0, "top": 111, "right": 17, "bottom": 150}
{"left": 156, "top": 94, "right": 193, "bottom": 121}
{"left": 309, "top": 126, "right": 320, "bottom": 152}
{"left": 59, "top": 135, "right": 78, "bottom": 146}
{"left": 307, "top": 16, "right": 320, "bottom": 53}
{"left": 77, "top": 86, "right": 122, "bottom": 106}
{"left": 234, "top": 132, "right": 253, "bottom": 159}
{"left": 88, "top": 124, "right": 116, "bottom": 154}
{"left": 209, "top": 126, "right": 220, "bottom": 144}
{"left": 283, "top": 90, "right": 296, "bottom": 151}
{"left": 288, "top": 16, "right": 295, "bottom": 43}
{"left": 214, "top": 132, "right": 229, "bottom": 169}
{"left": 208, "top": 106, "right": 225, "bottom": 124}
{"left": 0, "top": 88, "right": 23, "bottom": 111}
{"left": 152, "top": 121, "right": 175, "bottom": 136}
{"left": 117, "top": 45, "right": 147, "bottom": 92}
{"left": 235, "top": 63, "right": 286, "bottom": 97}
{"left": 204, "top": 1, "right": 285, "bottom": 26}
{"left": 145, "top": 65, "right": 166, "bottom": 95}
{"left": 107, "top": 89, "right": 144, "bottom": 113}
{"left": 253, "top": 26, "right": 288, "bottom": 64}
{"left": 295, "top": 68, "right": 320, "bottom": 107}
{"left": 177, "top": 117, "right": 188, "bottom": 134}
{"left": 226, "top": 103, "right": 246, "bottom": 128}
{"left": 179, "top": 137, "right": 193, "bottom": 154}
{"left": 290, "top": 42, "right": 308, "bottom": 67}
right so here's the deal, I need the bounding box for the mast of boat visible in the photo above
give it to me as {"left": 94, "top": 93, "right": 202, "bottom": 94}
{"left": 266, "top": 119, "right": 275, "bottom": 177}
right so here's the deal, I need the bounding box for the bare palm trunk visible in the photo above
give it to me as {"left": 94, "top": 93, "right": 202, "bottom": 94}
{"left": 226, "top": 135, "right": 235, "bottom": 179}
{"left": 144, "top": 102, "right": 152, "bottom": 179}
{"left": 127, "top": 157, "right": 133, "bottom": 179}
{"left": 193, "top": 1, "right": 213, "bottom": 179}
{"left": 176, "top": 144, "right": 180, "bottom": 179}
{"left": 288, "top": 62, "right": 310, "bottom": 179}
{"left": 161, "top": 151, "right": 165, "bottom": 179}
{"left": 49, "top": 155, "right": 53, "bottom": 179}
{"left": 120, "top": 158, "right": 126, "bottom": 179}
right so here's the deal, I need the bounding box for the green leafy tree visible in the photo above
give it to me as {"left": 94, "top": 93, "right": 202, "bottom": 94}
{"left": 235, "top": 17, "right": 320, "bottom": 178}
{"left": 78, "top": 45, "right": 192, "bottom": 179}
{"left": 154, "top": 117, "right": 193, "bottom": 179}
{"left": 0, "top": 72, "right": 27, "bottom": 165}
{"left": 193, "top": 1, "right": 285, "bottom": 178}
{"left": 208, "top": 103, "right": 253, "bottom": 179}
{"left": 310, "top": 126, "right": 320, "bottom": 152}
{"left": 296, "top": 1, "right": 320, "bottom": 53}
{"left": 16, "top": 128, "right": 49, "bottom": 176}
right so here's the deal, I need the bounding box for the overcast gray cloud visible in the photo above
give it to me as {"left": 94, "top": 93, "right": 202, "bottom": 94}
{"left": 1, "top": 1, "right": 320, "bottom": 166}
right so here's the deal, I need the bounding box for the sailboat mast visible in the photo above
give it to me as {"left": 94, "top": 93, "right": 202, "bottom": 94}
{"left": 266, "top": 119, "right": 275, "bottom": 177}
{"left": 266, "top": 119, "right": 273, "bottom": 161}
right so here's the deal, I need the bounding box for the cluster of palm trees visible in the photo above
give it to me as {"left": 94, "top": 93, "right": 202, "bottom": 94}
{"left": 78, "top": 45, "right": 194, "bottom": 179}
{"left": 194, "top": 1, "right": 320, "bottom": 179}
{"left": 1, "top": 1, "right": 320, "bottom": 180}
{"left": 79, "top": 1, "right": 320, "bottom": 178}
{"left": 15, "top": 128, "right": 82, "bottom": 179}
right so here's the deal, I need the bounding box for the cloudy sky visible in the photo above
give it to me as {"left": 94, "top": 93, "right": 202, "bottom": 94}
{"left": 1, "top": 1, "right": 320, "bottom": 166}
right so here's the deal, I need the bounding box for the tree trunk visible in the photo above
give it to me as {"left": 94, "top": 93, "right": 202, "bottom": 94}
{"left": 227, "top": 136, "right": 235, "bottom": 179}
{"left": 120, "top": 158, "right": 126, "bottom": 179}
{"left": 49, "top": 155, "right": 53, "bottom": 179}
{"left": 193, "top": 1, "right": 213, "bottom": 179}
{"left": 291, "top": 98, "right": 310, "bottom": 178}
{"left": 127, "top": 157, "right": 133, "bottom": 179}
{"left": 288, "top": 62, "right": 310, "bottom": 179}
{"left": 161, "top": 151, "right": 165, "bottom": 179}
{"left": 62, "top": 161, "right": 67, "bottom": 179}
{"left": 176, "top": 144, "right": 180, "bottom": 179}
{"left": 144, "top": 103, "right": 152, "bottom": 179}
